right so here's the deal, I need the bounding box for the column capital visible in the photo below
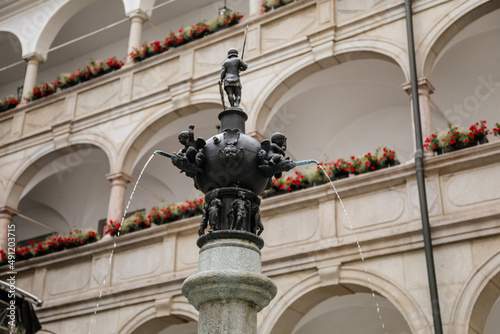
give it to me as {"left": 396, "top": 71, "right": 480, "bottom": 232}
{"left": 402, "top": 77, "right": 435, "bottom": 96}
{"left": 127, "top": 8, "right": 150, "bottom": 22}
{"left": 106, "top": 172, "right": 133, "bottom": 185}
{"left": 0, "top": 206, "right": 18, "bottom": 218}
{"left": 23, "top": 52, "right": 46, "bottom": 64}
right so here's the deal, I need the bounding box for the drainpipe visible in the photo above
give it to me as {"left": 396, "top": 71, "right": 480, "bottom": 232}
{"left": 404, "top": 1, "right": 444, "bottom": 334}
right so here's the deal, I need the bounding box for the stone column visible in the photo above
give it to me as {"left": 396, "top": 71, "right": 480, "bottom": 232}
{"left": 249, "top": 0, "right": 263, "bottom": 16}
{"left": 403, "top": 78, "right": 435, "bottom": 148}
{"left": 126, "top": 9, "right": 150, "bottom": 63}
{"left": 21, "top": 53, "right": 45, "bottom": 102}
{"left": 0, "top": 207, "right": 18, "bottom": 251}
{"left": 105, "top": 172, "right": 133, "bottom": 226}
{"left": 182, "top": 233, "right": 277, "bottom": 334}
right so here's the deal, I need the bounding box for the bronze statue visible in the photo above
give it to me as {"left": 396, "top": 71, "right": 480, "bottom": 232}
{"left": 198, "top": 190, "right": 222, "bottom": 236}
{"left": 251, "top": 203, "right": 264, "bottom": 236}
{"left": 198, "top": 202, "right": 209, "bottom": 236}
{"left": 208, "top": 197, "right": 222, "bottom": 232}
{"left": 229, "top": 191, "right": 248, "bottom": 231}
{"left": 220, "top": 48, "right": 247, "bottom": 108}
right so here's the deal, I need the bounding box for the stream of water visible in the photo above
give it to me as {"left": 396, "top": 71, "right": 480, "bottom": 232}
{"left": 88, "top": 153, "right": 156, "bottom": 334}
{"left": 317, "top": 165, "right": 387, "bottom": 333}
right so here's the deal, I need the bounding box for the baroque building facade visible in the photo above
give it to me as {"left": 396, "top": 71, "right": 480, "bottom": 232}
{"left": 0, "top": 0, "right": 499, "bottom": 333}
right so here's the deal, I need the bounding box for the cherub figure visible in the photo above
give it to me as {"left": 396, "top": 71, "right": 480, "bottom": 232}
{"left": 178, "top": 124, "right": 206, "bottom": 166}
{"left": 172, "top": 124, "right": 206, "bottom": 178}
{"left": 258, "top": 132, "right": 291, "bottom": 178}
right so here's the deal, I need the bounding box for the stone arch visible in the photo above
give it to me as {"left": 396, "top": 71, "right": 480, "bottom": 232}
{"left": 0, "top": 30, "right": 24, "bottom": 96}
{"left": 119, "top": 299, "right": 198, "bottom": 334}
{"left": 449, "top": 249, "right": 500, "bottom": 334}
{"left": 33, "top": 0, "right": 116, "bottom": 58}
{"left": 260, "top": 266, "right": 430, "bottom": 334}
{"left": 0, "top": 26, "right": 29, "bottom": 58}
{"left": 5, "top": 137, "right": 113, "bottom": 209}
{"left": 69, "top": 131, "right": 119, "bottom": 171}
{"left": 0, "top": 29, "right": 23, "bottom": 56}
{"left": 119, "top": 96, "right": 221, "bottom": 175}
{"left": 420, "top": 0, "right": 500, "bottom": 78}
{"left": 249, "top": 41, "right": 409, "bottom": 134}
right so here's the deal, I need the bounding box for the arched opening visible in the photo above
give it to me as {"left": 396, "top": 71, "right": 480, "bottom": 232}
{"left": 469, "top": 271, "right": 500, "bottom": 334}
{"left": 268, "top": 281, "right": 414, "bottom": 334}
{"left": 421, "top": 0, "right": 500, "bottom": 79}
{"left": 291, "top": 292, "right": 411, "bottom": 334}
{"left": 484, "top": 295, "right": 500, "bottom": 334}
{"left": 36, "top": 0, "right": 128, "bottom": 85}
{"left": 429, "top": 7, "right": 500, "bottom": 132}
{"left": 11, "top": 145, "right": 111, "bottom": 241}
{"left": 259, "top": 57, "right": 412, "bottom": 163}
{"left": 130, "top": 317, "right": 197, "bottom": 334}
{"left": 0, "top": 31, "right": 24, "bottom": 97}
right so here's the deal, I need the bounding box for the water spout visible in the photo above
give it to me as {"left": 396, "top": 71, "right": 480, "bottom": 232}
{"left": 154, "top": 150, "right": 174, "bottom": 159}
{"left": 294, "top": 159, "right": 319, "bottom": 167}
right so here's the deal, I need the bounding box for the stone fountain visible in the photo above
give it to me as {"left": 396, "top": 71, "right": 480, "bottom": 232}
{"left": 155, "top": 47, "right": 313, "bottom": 334}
